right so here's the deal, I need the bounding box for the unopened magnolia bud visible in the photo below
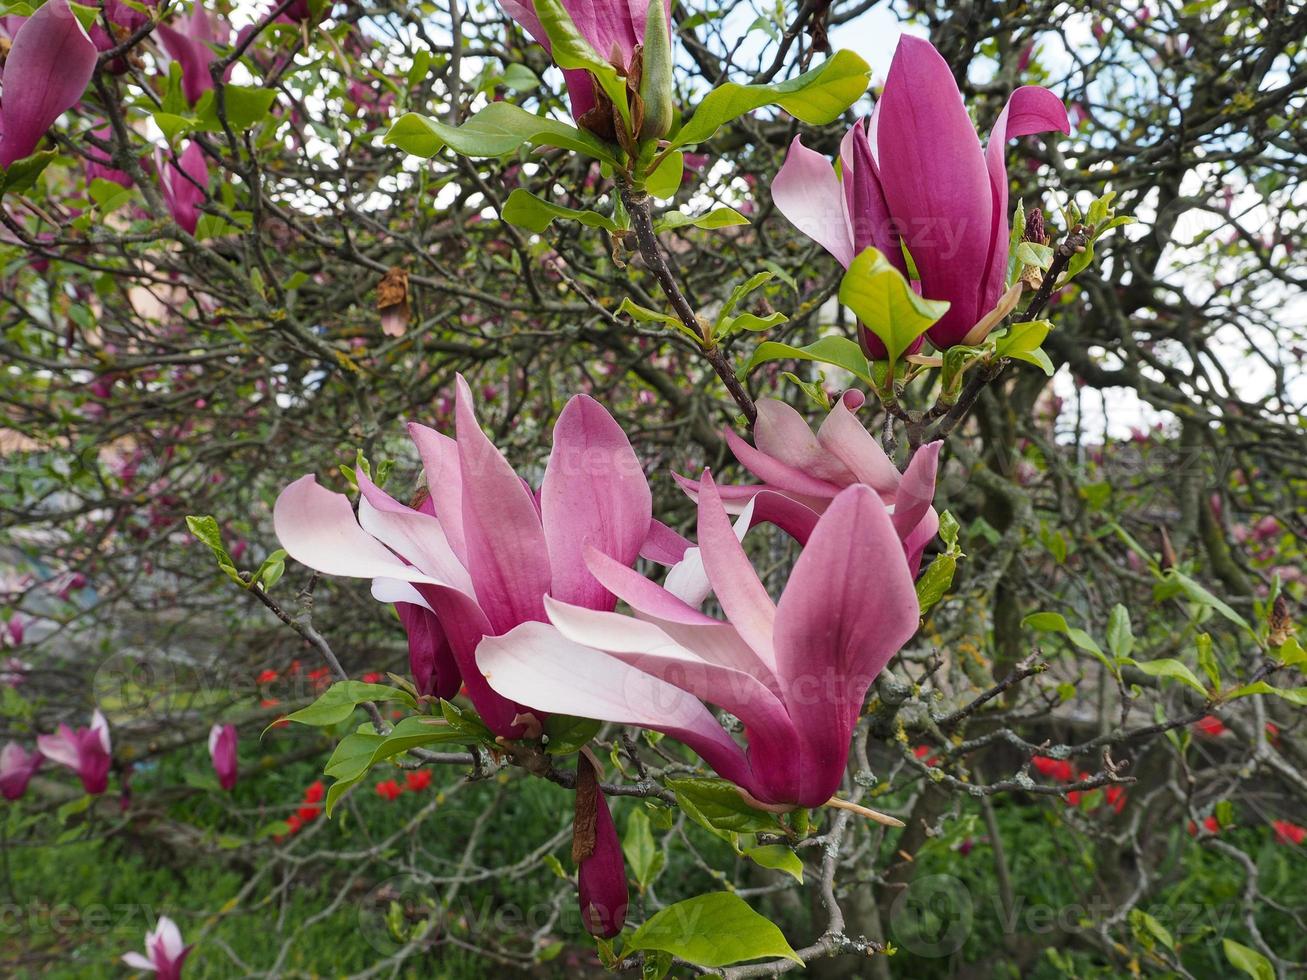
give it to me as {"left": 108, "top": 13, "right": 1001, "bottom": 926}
{"left": 1024, "top": 206, "right": 1048, "bottom": 246}
{"left": 638, "top": 1, "right": 675, "bottom": 140}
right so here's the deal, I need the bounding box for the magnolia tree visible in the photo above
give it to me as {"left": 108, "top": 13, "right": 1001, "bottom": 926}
{"left": 1, "top": 0, "right": 1305, "bottom": 977}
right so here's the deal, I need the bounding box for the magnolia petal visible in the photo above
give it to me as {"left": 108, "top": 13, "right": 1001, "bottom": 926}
{"left": 355, "top": 470, "right": 473, "bottom": 593}
{"left": 696, "top": 474, "right": 777, "bottom": 666}
{"left": 773, "top": 486, "right": 920, "bottom": 806}
{"left": 755, "top": 399, "right": 858, "bottom": 484}
{"left": 35, "top": 727, "right": 79, "bottom": 770}
{"left": 0, "top": 0, "right": 96, "bottom": 169}
{"left": 725, "top": 427, "right": 845, "bottom": 500}
{"left": 120, "top": 952, "right": 155, "bottom": 971}
{"left": 477, "top": 621, "right": 753, "bottom": 787}
{"left": 454, "top": 376, "right": 552, "bottom": 633}
{"left": 771, "top": 135, "right": 856, "bottom": 267}
{"left": 585, "top": 545, "right": 720, "bottom": 626}
{"left": 541, "top": 394, "right": 652, "bottom": 612}
{"left": 891, "top": 441, "right": 941, "bottom": 542}
{"left": 406, "top": 422, "right": 468, "bottom": 564}
{"left": 815, "top": 396, "right": 901, "bottom": 494}
{"left": 273, "top": 475, "right": 441, "bottom": 585}
{"left": 663, "top": 498, "right": 755, "bottom": 607}
{"left": 640, "top": 519, "right": 691, "bottom": 565}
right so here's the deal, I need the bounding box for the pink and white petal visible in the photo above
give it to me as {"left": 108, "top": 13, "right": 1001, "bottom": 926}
{"left": 891, "top": 441, "right": 941, "bottom": 541}
{"left": 90, "top": 710, "right": 110, "bottom": 753}
{"left": 726, "top": 428, "right": 844, "bottom": 500}
{"left": 541, "top": 394, "right": 652, "bottom": 611}
{"left": 35, "top": 728, "right": 79, "bottom": 770}
{"left": 273, "top": 476, "right": 439, "bottom": 584}
{"left": 406, "top": 422, "right": 468, "bottom": 564}
{"left": 154, "top": 918, "right": 184, "bottom": 960}
{"left": 120, "top": 952, "right": 156, "bottom": 971}
{"left": 454, "top": 376, "right": 552, "bottom": 632}
{"left": 900, "top": 505, "right": 940, "bottom": 579}
{"left": 773, "top": 486, "right": 919, "bottom": 806}
{"left": 477, "top": 622, "right": 754, "bottom": 787}
{"left": 771, "top": 136, "right": 855, "bottom": 267}
{"left": 672, "top": 471, "right": 761, "bottom": 513}
{"left": 815, "top": 396, "right": 901, "bottom": 494}
{"left": 370, "top": 578, "right": 431, "bottom": 610}
{"left": 696, "top": 474, "right": 776, "bottom": 666}
{"left": 663, "top": 498, "right": 756, "bottom": 607}
{"left": 543, "top": 596, "right": 788, "bottom": 732}
{"left": 356, "top": 470, "right": 473, "bottom": 593}
{"left": 754, "top": 399, "right": 857, "bottom": 484}
{"left": 742, "top": 490, "right": 822, "bottom": 545}
{"left": 640, "top": 519, "right": 691, "bottom": 565}
{"left": 585, "top": 546, "right": 720, "bottom": 626}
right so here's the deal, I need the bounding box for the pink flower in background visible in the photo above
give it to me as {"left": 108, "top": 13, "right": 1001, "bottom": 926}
{"left": 0, "top": 0, "right": 98, "bottom": 169}
{"left": 479, "top": 474, "right": 921, "bottom": 809}
{"left": 37, "top": 710, "right": 112, "bottom": 794}
{"left": 772, "top": 36, "right": 1069, "bottom": 351}
{"left": 156, "top": 141, "right": 210, "bottom": 235}
{"left": 495, "top": 0, "right": 672, "bottom": 123}
{"left": 122, "top": 916, "right": 191, "bottom": 980}
{"left": 0, "top": 742, "right": 42, "bottom": 801}
{"left": 208, "top": 723, "right": 238, "bottom": 791}
{"left": 157, "top": 3, "right": 232, "bottom": 106}
{"left": 676, "top": 392, "right": 941, "bottom": 576}
{"left": 85, "top": 125, "right": 133, "bottom": 188}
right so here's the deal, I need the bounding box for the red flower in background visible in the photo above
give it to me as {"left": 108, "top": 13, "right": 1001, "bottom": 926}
{"left": 361, "top": 672, "right": 385, "bottom": 684}
{"left": 404, "top": 770, "right": 431, "bottom": 792}
{"left": 1194, "top": 715, "right": 1227, "bottom": 738}
{"left": 913, "top": 745, "right": 939, "bottom": 767}
{"left": 1273, "top": 820, "right": 1305, "bottom": 846}
{"left": 303, "top": 780, "right": 325, "bottom": 804}
{"left": 1032, "top": 755, "right": 1075, "bottom": 782}
{"left": 256, "top": 669, "right": 278, "bottom": 685}
{"left": 1188, "top": 816, "right": 1221, "bottom": 836}
{"left": 1104, "top": 785, "right": 1127, "bottom": 814}
{"left": 375, "top": 779, "right": 403, "bottom": 801}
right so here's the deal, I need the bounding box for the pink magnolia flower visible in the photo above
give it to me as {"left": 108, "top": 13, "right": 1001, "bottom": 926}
{"left": 0, "top": 0, "right": 98, "bottom": 169}
{"left": 478, "top": 473, "right": 922, "bottom": 809}
{"left": 208, "top": 723, "right": 238, "bottom": 791}
{"left": 37, "top": 710, "right": 112, "bottom": 794}
{"left": 575, "top": 754, "right": 627, "bottom": 938}
{"left": 496, "top": 0, "right": 671, "bottom": 123}
{"left": 772, "top": 36, "right": 1069, "bottom": 351}
{"left": 85, "top": 125, "right": 133, "bottom": 188}
{"left": 157, "top": 3, "right": 232, "bottom": 106}
{"left": 0, "top": 742, "right": 42, "bottom": 800}
{"left": 122, "top": 916, "right": 191, "bottom": 979}
{"left": 274, "top": 375, "right": 683, "bottom": 736}
{"left": 156, "top": 141, "right": 209, "bottom": 235}
{"left": 675, "top": 392, "right": 942, "bottom": 576}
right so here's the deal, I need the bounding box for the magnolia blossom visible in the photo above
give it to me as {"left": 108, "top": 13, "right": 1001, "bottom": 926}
{"left": 496, "top": 0, "right": 672, "bottom": 125}
{"left": 676, "top": 392, "right": 941, "bottom": 576}
{"left": 0, "top": 0, "right": 97, "bottom": 169}
{"left": 773, "top": 35, "right": 1069, "bottom": 350}
{"left": 122, "top": 916, "right": 191, "bottom": 979}
{"left": 274, "top": 375, "right": 683, "bottom": 736}
{"left": 157, "top": 3, "right": 232, "bottom": 106}
{"left": 38, "top": 710, "right": 112, "bottom": 794}
{"left": 156, "top": 142, "right": 210, "bottom": 235}
{"left": 479, "top": 474, "right": 922, "bottom": 809}
{"left": 208, "top": 723, "right": 238, "bottom": 791}
{"left": 85, "top": 125, "right": 133, "bottom": 188}
{"left": 0, "top": 742, "right": 42, "bottom": 801}
{"left": 273, "top": 378, "right": 677, "bottom": 937}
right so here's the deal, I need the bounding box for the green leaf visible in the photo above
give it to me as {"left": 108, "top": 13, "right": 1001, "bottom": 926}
{"left": 1106, "top": 604, "right": 1133, "bottom": 659}
{"left": 742, "top": 844, "right": 803, "bottom": 882}
{"left": 1122, "top": 657, "right": 1208, "bottom": 696}
{"left": 385, "top": 104, "right": 619, "bottom": 166}
{"left": 253, "top": 549, "right": 287, "bottom": 592}
{"left": 438, "top": 699, "right": 496, "bottom": 743}
{"left": 839, "top": 247, "right": 949, "bottom": 366}
{"left": 1222, "top": 939, "right": 1274, "bottom": 980}
{"left": 501, "top": 188, "right": 620, "bottom": 234}
{"left": 1014, "top": 241, "right": 1054, "bottom": 270}
{"left": 151, "top": 111, "right": 195, "bottom": 142}
{"left": 500, "top": 63, "right": 541, "bottom": 91}
{"left": 1129, "top": 909, "right": 1175, "bottom": 952}
{"left": 1224, "top": 681, "right": 1307, "bottom": 707}
{"left": 0, "top": 149, "right": 58, "bottom": 198}
{"left": 667, "top": 777, "right": 784, "bottom": 836}
{"left": 672, "top": 49, "right": 870, "bottom": 148}
{"left": 321, "top": 717, "right": 467, "bottom": 816}
{"left": 743, "top": 335, "right": 873, "bottom": 386}
{"left": 617, "top": 296, "right": 702, "bottom": 344}
{"left": 645, "top": 150, "right": 684, "bottom": 199}
{"left": 994, "top": 319, "right": 1054, "bottom": 375}
{"left": 916, "top": 553, "right": 957, "bottom": 615}
{"left": 542, "top": 713, "right": 601, "bottom": 755}
{"left": 194, "top": 86, "right": 278, "bottom": 132}
{"left": 1157, "top": 570, "right": 1255, "bottom": 638}
{"left": 280, "top": 681, "right": 418, "bottom": 729}
{"left": 1195, "top": 633, "right": 1220, "bottom": 690}
{"left": 655, "top": 206, "right": 749, "bottom": 232}
{"left": 623, "top": 808, "right": 665, "bottom": 890}
{"left": 628, "top": 892, "right": 801, "bottom": 967}
{"left": 1023, "top": 610, "right": 1117, "bottom": 675}
{"left": 88, "top": 177, "right": 133, "bottom": 214}
{"left": 185, "top": 514, "right": 243, "bottom": 585}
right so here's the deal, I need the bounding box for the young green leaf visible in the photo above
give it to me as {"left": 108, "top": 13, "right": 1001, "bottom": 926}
{"left": 627, "top": 892, "right": 802, "bottom": 967}
{"left": 839, "top": 247, "right": 949, "bottom": 366}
